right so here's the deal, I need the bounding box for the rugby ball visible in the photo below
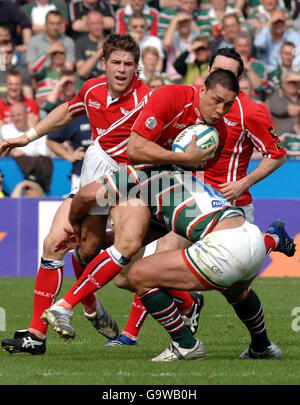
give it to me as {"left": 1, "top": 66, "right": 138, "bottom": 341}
{"left": 172, "top": 124, "right": 219, "bottom": 156}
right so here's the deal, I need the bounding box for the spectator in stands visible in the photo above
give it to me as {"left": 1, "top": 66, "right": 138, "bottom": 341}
{"left": 234, "top": 31, "right": 268, "bottom": 102}
{"left": 25, "top": 10, "right": 75, "bottom": 76}
{"left": 173, "top": 36, "right": 211, "bottom": 85}
{"left": 0, "top": 25, "right": 22, "bottom": 66}
{"left": 265, "top": 41, "right": 297, "bottom": 98}
{"left": 158, "top": 0, "right": 199, "bottom": 40}
{"left": 146, "top": 74, "right": 165, "bottom": 89}
{"left": 0, "top": 170, "right": 9, "bottom": 197}
{"left": 75, "top": 10, "right": 106, "bottom": 80}
{"left": 0, "top": 71, "right": 39, "bottom": 129}
{"left": 0, "top": 0, "right": 32, "bottom": 55}
{"left": 22, "top": 0, "right": 70, "bottom": 35}
{"left": 139, "top": 46, "right": 170, "bottom": 83}
{"left": 197, "top": 0, "right": 247, "bottom": 39}
{"left": 47, "top": 114, "right": 92, "bottom": 190}
{"left": 268, "top": 70, "right": 300, "bottom": 134}
{"left": 0, "top": 102, "right": 53, "bottom": 193}
{"left": 31, "top": 41, "right": 68, "bottom": 112}
{"left": 0, "top": 40, "right": 33, "bottom": 99}
{"left": 69, "top": 0, "right": 115, "bottom": 39}
{"left": 162, "top": 9, "right": 199, "bottom": 84}
{"left": 116, "top": 0, "right": 159, "bottom": 37}
{"left": 254, "top": 9, "right": 300, "bottom": 72}
{"left": 211, "top": 13, "right": 241, "bottom": 54}
{"left": 11, "top": 177, "right": 45, "bottom": 198}
{"left": 247, "top": 0, "right": 294, "bottom": 37}
{"left": 128, "top": 12, "right": 164, "bottom": 73}
{"left": 43, "top": 71, "right": 79, "bottom": 113}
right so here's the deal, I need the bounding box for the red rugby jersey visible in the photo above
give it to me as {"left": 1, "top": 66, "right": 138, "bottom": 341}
{"left": 132, "top": 84, "right": 228, "bottom": 170}
{"left": 204, "top": 91, "right": 286, "bottom": 206}
{"left": 68, "top": 75, "right": 150, "bottom": 164}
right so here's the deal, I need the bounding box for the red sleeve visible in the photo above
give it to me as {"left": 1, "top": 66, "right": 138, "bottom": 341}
{"left": 67, "top": 85, "right": 87, "bottom": 118}
{"left": 116, "top": 10, "right": 127, "bottom": 34}
{"left": 245, "top": 103, "right": 286, "bottom": 159}
{"left": 149, "top": 10, "right": 158, "bottom": 37}
{"left": 132, "top": 87, "right": 172, "bottom": 141}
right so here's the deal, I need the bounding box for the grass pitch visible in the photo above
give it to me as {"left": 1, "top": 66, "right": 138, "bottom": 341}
{"left": 0, "top": 277, "right": 300, "bottom": 387}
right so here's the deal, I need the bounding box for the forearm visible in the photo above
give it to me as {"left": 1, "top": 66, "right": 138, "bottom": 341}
{"left": 241, "top": 156, "right": 286, "bottom": 189}
{"left": 127, "top": 132, "right": 189, "bottom": 165}
{"left": 69, "top": 182, "right": 102, "bottom": 225}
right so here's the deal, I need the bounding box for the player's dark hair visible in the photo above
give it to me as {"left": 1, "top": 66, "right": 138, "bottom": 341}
{"left": 205, "top": 69, "right": 240, "bottom": 95}
{"left": 102, "top": 33, "right": 140, "bottom": 65}
{"left": 209, "top": 47, "right": 244, "bottom": 78}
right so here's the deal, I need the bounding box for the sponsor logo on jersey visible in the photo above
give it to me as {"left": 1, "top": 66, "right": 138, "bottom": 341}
{"left": 173, "top": 122, "right": 186, "bottom": 129}
{"left": 88, "top": 99, "right": 101, "bottom": 109}
{"left": 96, "top": 128, "right": 105, "bottom": 135}
{"left": 145, "top": 116, "right": 157, "bottom": 129}
{"left": 224, "top": 117, "right": 238, "bottom": 127}
{"left": 211, "top": 200, "right": 222, "bottom": 208}
{"left": 120, "top": 107, "right": 130, "bottom": 116}
{"left": 274, "top": 140, "right": 283, "bottom": 150}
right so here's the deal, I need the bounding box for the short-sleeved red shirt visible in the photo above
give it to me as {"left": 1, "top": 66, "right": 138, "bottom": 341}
{"left": 68, "top": 75, "right": 150, "bottom": 164}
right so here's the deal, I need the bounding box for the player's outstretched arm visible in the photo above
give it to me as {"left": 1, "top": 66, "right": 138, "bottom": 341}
{"left": 0, "top": 103, "right": 74, "bottom": 156}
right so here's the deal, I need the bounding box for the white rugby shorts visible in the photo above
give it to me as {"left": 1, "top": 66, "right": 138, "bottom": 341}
{"left": 182, "top": 221, "right": 266, "bottom": 290}
{"left": 80, "top": 141, "right": 120, "bottom": 215}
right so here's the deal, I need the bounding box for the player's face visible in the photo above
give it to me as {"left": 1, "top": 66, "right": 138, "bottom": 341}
{"left": 199, "top": 84, "right": 236, "bottom": 125}
{"left": 102, "top": 50, "right": 138, "bottom": 99}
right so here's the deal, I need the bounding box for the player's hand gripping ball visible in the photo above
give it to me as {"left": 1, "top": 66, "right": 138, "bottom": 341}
{"left": 172, "top": 124, "right": 219, "bottom": 155}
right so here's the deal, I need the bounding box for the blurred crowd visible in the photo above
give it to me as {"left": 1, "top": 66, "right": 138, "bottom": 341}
{"left": 0, "top": 0, "right": 300, "bottom": 197}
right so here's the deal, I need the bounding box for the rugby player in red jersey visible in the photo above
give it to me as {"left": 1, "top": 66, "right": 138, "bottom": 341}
{"left": 1, "top": 33, "right": 208, "bottom": 355}
{"left": 0, "top": 34, "right": 151, "bottom": 355}
{"left": 39, "top": 69, "right": 239, "bottom": 337}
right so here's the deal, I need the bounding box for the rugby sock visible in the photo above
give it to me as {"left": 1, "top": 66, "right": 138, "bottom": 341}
{"left": 230, "top": 288, "right": 271, "bottom": 351}
{"left": 168, "top": 289, "right": 194, "bottom": 313}
{"left": 122, "top": 290, "right": 194, "bottom": 340}
{"left": 139, "top": 288, "right": 196, "bottom": 349}
{"left": 29, "top": 258, "right": 64, "bottom": 338}
{"left": 264, "top": 234, "right": 277, "bottom": 255}
{"left": 122, "top": 294, "right": 148, "bottom": 340}
{"left": 72, "top": 247, "right": 96, "bottom": 309}
{"left": 63, "top": 246, "right": 131, "bottom": 309}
